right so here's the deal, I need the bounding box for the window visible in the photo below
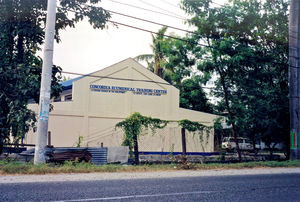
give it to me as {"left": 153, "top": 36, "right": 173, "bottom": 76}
{"left": 64, "top": 94, "right": 72, "bottom": 101}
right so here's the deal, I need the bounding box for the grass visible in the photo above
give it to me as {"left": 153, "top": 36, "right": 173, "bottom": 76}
{"left": 0, "top": 160, "right": 300, "bottom": 175}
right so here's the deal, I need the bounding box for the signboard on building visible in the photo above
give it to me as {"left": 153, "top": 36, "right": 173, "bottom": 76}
{"left": 90, "top": 84, "right": 167, "bottom": 96}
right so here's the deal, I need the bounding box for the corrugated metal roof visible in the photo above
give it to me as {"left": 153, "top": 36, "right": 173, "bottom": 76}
{"left": 52, "top": 147, "right": 107, "bottom": 165}
{"left": 88, "top": 147, "right": 108, "bottom": 165}
{"left": 21, "top": 147, "right": 108, "bottom": 165}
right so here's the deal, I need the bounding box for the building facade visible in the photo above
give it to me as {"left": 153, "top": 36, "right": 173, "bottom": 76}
{"left": 26, "top": 58, "right": 218, "bottom": 153}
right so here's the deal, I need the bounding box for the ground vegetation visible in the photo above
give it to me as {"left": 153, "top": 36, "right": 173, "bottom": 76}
{"left": 0, "top": 0, "right": 111, "bottom": 154}
{"left": 115, "top": 112, "right": 168, "bottom": 165}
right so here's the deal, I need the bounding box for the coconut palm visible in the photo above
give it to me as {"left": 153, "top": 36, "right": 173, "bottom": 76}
{"left": 135, "top": 26, "right": 168, "bottom": 78}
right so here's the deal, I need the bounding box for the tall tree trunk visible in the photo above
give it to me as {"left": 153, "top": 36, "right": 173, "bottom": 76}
{"left": 0, "top": 137, "right": 3, "bottom": 155}
{"left": 16, "top": 33, "right": 24, "bottom": 64}
{"left": 218, "top": 69, "right": 242, "bottom": 162}
{"left": 269, "top": 146, "right": 274, "bottom": 160}
{"left": 251, "top": 133, "right": 258, "bottom": 156}
{"left": 133, "top": 135, "right": 139, "bottom": 165}
{"left": 0, "top": 95, "right": 11, "bottom": 155}
{"left": 181, "top": 128, "right": 187, "bottom": 162}
{"left": 154, "top": 54, "right": 163, "bottom": 78}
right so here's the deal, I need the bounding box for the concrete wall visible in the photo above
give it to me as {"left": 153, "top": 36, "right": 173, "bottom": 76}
{"left": 26, "top": 58, "right": 218, "bottom": 152}
{"left": 107, "top": 146, "right": 129, "bottom": 164}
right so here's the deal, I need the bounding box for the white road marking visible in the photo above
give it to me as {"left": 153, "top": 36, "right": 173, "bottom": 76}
{"left": 54, "top": 191, "right": 216, "bottom": 201}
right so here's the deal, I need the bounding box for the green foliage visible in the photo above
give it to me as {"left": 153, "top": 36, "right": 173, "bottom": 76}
{"left": 0, "top": 0, "right": 110, "bottom": 153}
{"left": 115, "top": 112, "right": 168, "bottom": 164}
{"left": 135, "top": 26, "right": 196, "bottom": 84}
{"left": 181, "top": 0, "right": 289, "bottom": 155}
{"left": 161, "top": 35, "right": 195, "bottom": 85}
{"left": 178, "top": 119, "right": 208, "bottom": 132}
{"left": 1, "top": 160, "right": 300, "bottom": 175}
{"left": 213, "top": 117, "right": 225, "bottom": 131}
{"left": 136, "top": 27, "right": 211, "bottom": 114}
{"left": 135, "top": 26, "right": 169, "bottom": 78}
{"left": 178, "top": 119, "right": 211, "bottom": 144}
{"left": 116, "top": 112, "right": 168, "bottom": 149}
{"left": 76, "top": 135, "right": 83, "bottom": 148}
{"left": 179, "top": 76, "right": 214, "bottom": 113}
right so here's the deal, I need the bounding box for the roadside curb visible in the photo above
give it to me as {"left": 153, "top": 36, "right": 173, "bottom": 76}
{"left": 1, "top": 167, "right": 300, "bottom": 184}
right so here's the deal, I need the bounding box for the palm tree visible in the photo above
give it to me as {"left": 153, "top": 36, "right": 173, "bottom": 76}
{"left": 135, "top": 26, "right": 168, "bottom": 78}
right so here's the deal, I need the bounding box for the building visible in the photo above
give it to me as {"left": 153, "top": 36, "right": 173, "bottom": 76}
{"left": 25, "top": 58, "right": 218, "bottom": 153}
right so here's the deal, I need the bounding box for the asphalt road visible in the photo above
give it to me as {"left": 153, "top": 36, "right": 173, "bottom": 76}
{"left": 1, "top": 173, "right": 300, "bottom": 202}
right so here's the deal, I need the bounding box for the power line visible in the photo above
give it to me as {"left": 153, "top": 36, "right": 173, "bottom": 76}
{"left": 62, "top": 70, "right": 171, "bottom": 85}
{"left": 105, "top": 9, "right": 290, "bottom": 48}
{"left": 106, "top": 8, "right": 290, "bottom": 47}
{"left": 86, "top": 126, "right": 115, "bottom": 139}
{"left": 66, "top": 4, "right": 290, "bottom": 49}
{"left": 107, "top": 20, "right": 209, "bottom": 47}
{"left": 105, "top": 0, "right": 186, "bottom": 20}
{"left": 53, "top": 6, "right": 295, "bottom": 68}
{"left": 138, "top": 0, "right": 185, "bottom": 19}
{"left": 62, "top": 6, "right": 209, "bottom": 46}
{"left": 185, "top": 0, "right": 225, "bottom": 6}
{"left": 106, "top": 9, "right": 196, "bottom": 35}
{"left": 84, "top": 129, "right": 116, "bottom": 142}
{"left": 66, "top": 6, "right": 290, "bottom": 67}
{"left": 86, "top": 133, "right": 114, "bottom": 143}
{"left": 62, "top": 5, "right": 291, "bottom": 70}
{"left": 61, "top": 5, "right": 193, "bottom": 35}
{"left": 74, "top": 4, "right": 197, "bottom": 35}
{"left": 61, "top": 70, "right": 215, "bottom": 90}
{"left": 161, "top": 0, "right": 179, "bottom": 9}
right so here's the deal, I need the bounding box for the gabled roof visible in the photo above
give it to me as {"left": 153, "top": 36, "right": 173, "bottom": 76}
{"left": 60, "top": 58, "right": 172, "bottom": 91}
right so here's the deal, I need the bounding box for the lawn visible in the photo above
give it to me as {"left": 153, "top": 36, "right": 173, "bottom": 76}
{"left": 0, "top": 160, "right": 300, "bottom": 175}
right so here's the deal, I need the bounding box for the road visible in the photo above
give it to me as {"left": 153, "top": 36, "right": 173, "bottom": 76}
{"left": 1, "top": 173, "right": 300, "bottom": 202}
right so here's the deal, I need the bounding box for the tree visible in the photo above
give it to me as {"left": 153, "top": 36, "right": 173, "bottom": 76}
{"left": 115, "top": 112, "right": 168, "bottom": 165}
{"left": 182, "top": 0, "right": 289, "bottom": 160}
{"left": 136, "top": 27, "right": 195, "bottom": 84}
{"left": 135, "top": 26, "right": 168, "bottom": 78}
{"left": 0, "top": 0, "right": 110, "bottom": 154}
{"left": 136, "top": 27, "right": 214, "bottom": 114}
{"left": 178, "top": 119, "right": 211, "bottom": 163}
{"left": 179, "top": 75, "right": 214, "bottom": 113}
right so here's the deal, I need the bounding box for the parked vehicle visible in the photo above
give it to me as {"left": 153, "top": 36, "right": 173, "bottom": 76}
{"left": 221, "top": 137, "right": 260, "bottom": 151}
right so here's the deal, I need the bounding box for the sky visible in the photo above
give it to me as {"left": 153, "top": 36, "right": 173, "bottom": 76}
{"left": 52, "top": 0, "right": 226, "bottom": 78}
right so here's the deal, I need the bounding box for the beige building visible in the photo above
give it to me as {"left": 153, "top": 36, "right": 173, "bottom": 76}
{"left": 26, "top": 58, "right": 218, "bottom": 154}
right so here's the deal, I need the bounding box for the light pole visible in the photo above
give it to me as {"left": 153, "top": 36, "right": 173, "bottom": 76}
{"left": 34, "top": 0, "right": 57, "bottom": 164}
{"left": 289, "top": 0, "right": 300, "bottom": 160}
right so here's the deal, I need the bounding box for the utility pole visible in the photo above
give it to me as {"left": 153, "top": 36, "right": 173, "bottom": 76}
{"left": 289, "top": 0, "right": 300, "bottom": 160}
{"left": 34, "top": 0, "right": 57, "bottom": 164}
